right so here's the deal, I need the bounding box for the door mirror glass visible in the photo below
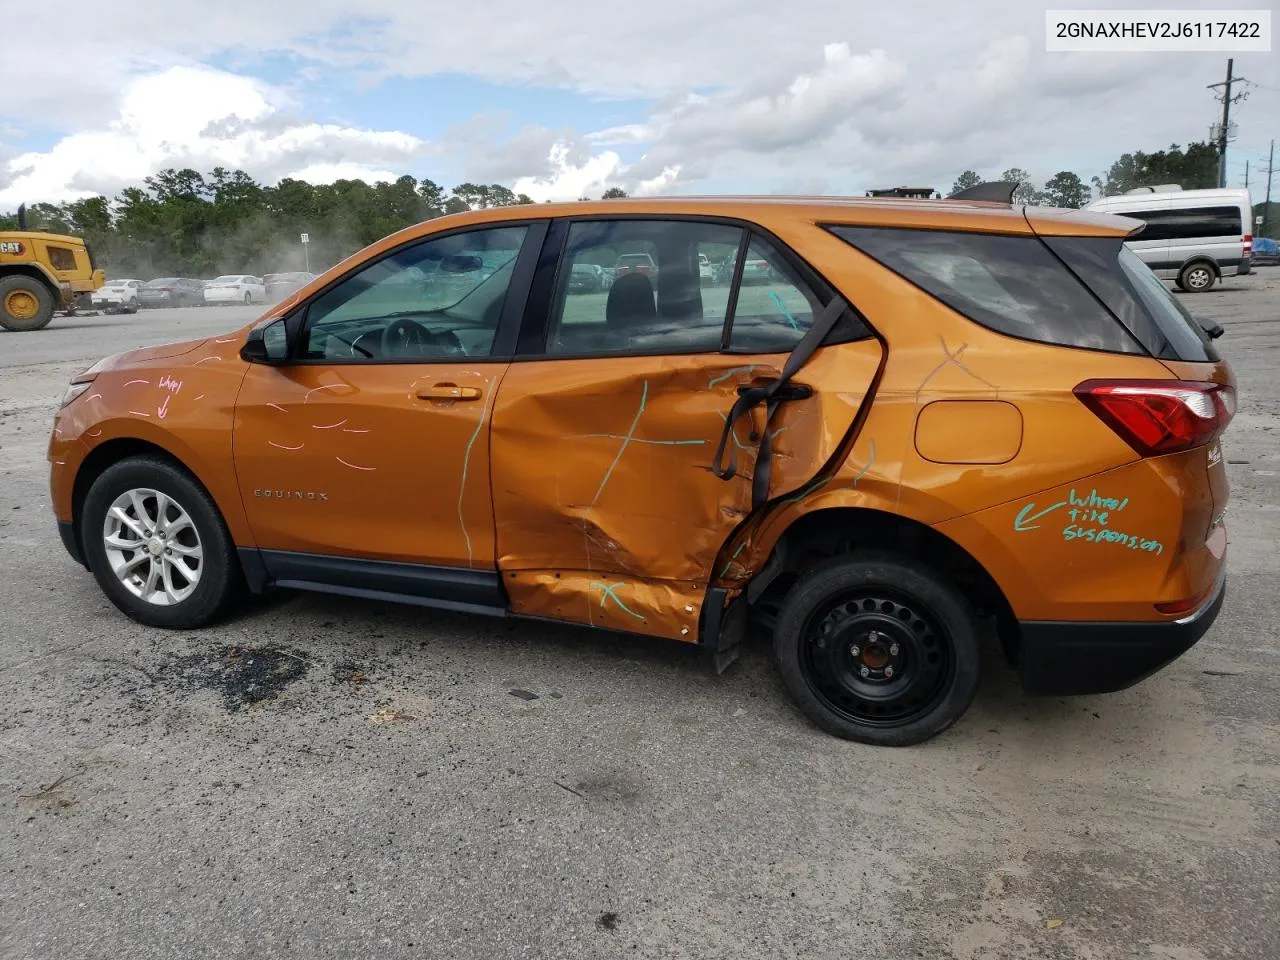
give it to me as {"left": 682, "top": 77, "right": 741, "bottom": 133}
{"left": 240, "top": 319, "right": 291, "bottom": 363}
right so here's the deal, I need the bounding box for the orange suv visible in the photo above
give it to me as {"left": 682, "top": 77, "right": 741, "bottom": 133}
{"left": 48, "top": 192, "right": 1234, "bottom": 745}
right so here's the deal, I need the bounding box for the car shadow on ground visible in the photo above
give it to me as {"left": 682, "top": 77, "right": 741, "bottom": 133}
{"left": 221, "top": 586, "right": 1115, "bottom": 747}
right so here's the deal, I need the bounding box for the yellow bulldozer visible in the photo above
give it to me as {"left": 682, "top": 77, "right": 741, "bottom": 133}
{"left": 0, "top": 204, "right": 105, "bottom": 331}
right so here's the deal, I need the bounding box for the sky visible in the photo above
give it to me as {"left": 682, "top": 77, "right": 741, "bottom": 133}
{"left": 0, "top": 0, "right": 1276, "bottom": 208}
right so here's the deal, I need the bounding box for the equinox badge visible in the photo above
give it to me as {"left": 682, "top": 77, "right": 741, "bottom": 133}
{"left": 253, "top": 488, "right": 329, "bottom": 501}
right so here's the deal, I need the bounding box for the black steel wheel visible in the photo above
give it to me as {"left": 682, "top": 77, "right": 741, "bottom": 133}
{"left": 773, "top": 553, "right": 980, "bottom": 746}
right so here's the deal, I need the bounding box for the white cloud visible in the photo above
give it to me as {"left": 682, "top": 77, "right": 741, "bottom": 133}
{"left": 2, "top": 0, "right": 1277, "bottom": 203}
{"left": 0, "top": 65, "right": 429, "bottom": 206}
{"left": 510, "top": 145, "right": 626, "bottom": 202}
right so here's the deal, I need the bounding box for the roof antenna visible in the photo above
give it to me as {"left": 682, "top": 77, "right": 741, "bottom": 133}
{"left": 948, "top": 182, "right": 1017, "bottom": 204}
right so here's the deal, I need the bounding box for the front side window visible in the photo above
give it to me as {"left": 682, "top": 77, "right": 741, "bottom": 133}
{"left": 302, "top": 225, "right": 528, "bottom": 362}
{"left": 546, "top": 219, "right": 743, "bottom": 356}
{"left": 830, "top": 226, "right": 1142, "bottom": 355}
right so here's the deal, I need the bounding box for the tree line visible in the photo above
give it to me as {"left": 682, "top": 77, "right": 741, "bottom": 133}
{"left": 949, "top": 141, "right": 1221, "bottom": 209}
{"left": 0, "top": 141, "right": 1231, "bottom": 280}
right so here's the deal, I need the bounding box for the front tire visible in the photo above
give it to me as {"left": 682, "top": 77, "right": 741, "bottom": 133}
{"left": 81, "top": 457, "right": 241, "bottom": 628}
{"left": 0, "top": 275, "right": 56, "bottom": 331}
{"left": 773, "top": 554, "right": 980, "bottom": 746}
{"left": 1177, "top": 262, "right": 1217, "bottom": 292}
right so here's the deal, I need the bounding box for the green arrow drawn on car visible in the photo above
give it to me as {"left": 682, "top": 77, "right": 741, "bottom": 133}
{"left": 1013, "top": 500, "right": 1068, "bottom": 532}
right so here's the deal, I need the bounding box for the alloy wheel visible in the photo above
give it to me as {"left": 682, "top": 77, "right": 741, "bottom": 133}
{"left": 101, "top": 488, "right": 203, "bottom": 606}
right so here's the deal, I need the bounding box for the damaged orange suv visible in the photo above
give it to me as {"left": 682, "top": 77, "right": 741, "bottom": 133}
{"left": 48, "top": 190, "right": 1234, "bottom": 745}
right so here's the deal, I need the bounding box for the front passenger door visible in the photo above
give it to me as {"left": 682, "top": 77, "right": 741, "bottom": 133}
{"left": 234, "top": 222, "right": 541, "bottom": 571}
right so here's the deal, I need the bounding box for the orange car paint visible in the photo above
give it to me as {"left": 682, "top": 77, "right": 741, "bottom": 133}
{"left": 49, "top": 196, "right": 1232, "bottom": 650}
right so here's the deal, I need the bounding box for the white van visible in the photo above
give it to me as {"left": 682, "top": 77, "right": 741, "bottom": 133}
{"left": 1084, "top": 186, "right": 1253, "bottom": 292}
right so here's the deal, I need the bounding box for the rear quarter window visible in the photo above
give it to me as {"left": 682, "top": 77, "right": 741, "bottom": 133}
{"left": 828, "top": 226, "right": 1142, "bottom": 355}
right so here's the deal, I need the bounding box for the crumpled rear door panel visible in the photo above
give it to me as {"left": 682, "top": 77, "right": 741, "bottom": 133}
{"left": 490, "top": 340, "right": 883, "bottom": 639}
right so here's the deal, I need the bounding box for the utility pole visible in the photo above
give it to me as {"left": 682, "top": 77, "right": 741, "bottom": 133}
{"left": 1263, "top": 139, "right": 1275, "bottom": 237}
{"left": 1208, "top": 59, "right": 1249, "bottom": 189}
{"left": 1244, "top": 160, "right": 1249, "bottom": 189}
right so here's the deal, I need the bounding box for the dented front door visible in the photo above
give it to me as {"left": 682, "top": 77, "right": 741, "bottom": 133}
{"left": 489, "top": 219, "right": 883, "bottom": 640}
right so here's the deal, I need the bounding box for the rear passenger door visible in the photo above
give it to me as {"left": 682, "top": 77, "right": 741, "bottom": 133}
{"left": 488, "top": 217, "right": 883, "bottom": 639}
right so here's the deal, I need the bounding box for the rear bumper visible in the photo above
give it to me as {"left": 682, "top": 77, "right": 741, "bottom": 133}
{"left": 1018, "top": 571, "right": 1226, "bottom": 695}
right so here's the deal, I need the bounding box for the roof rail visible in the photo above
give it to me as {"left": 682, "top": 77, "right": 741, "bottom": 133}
{"left": 947, "top": 182, "right": 1017, "bottom": 204}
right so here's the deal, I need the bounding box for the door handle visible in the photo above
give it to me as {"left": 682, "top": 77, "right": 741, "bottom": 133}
{"left": 417, "top": 383, "right": 482, "bottom": 401}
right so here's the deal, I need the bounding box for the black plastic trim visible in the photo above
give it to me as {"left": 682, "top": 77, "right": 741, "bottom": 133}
{"left": 57, "top": 520, "right": 86, "bottom": 567}
{"left": 1018, "top": 572, "right": 1226, "bottom": 696}
{"left": 947, "top": 181, "right": 1016, "bottom": 204}
{"left": 257, "top": 549, "right": 507, "bottom": 615}
{"left": 236, "top": 547, "right": 270, "bottom": 593}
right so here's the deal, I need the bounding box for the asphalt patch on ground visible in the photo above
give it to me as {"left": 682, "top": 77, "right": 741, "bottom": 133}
{"left": 162, "top": 644, "right": 313, "bottom": 712}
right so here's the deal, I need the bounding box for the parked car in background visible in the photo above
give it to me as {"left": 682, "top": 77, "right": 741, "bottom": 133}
{"left": 48, "top": 192, "right": 1234, "bottom": 747}
{"left": 741, "top": 254, "right": 775, "bottom": 284}
{"left": 614, "top": 253, "right": 656, "bottom": 279}
{"left": 203, "top": 275, "right": 266, "bottom": 305}
{"left": 699, "top": 253, "right": 714, "bottom": 283}
{"left": 263, "top": 272, "right": 316, "bottom": 302}
{"left": 137, "top": 278, "right": 205, "bottom": 308}
{"left": 567, "top": 263, "right": 604, "bottom": 293}
{"left": 91, "top": 279, "right": 142, "bottom": 313}
{"left": 1252, "top": 236, "right": 1278, "bottom": 265}
{"left": 1085, "top": 186, "right": 1254, "bottom": 291}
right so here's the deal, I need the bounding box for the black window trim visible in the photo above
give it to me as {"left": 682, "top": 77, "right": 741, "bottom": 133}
{"left": 511, "top": 212, "right": 875, "bottom": 363}
{"left": 281, "top": 218, "right": 550, "bottom": 366}
{"left": 821, "top": 221, "right": 1151, "bottom": 359}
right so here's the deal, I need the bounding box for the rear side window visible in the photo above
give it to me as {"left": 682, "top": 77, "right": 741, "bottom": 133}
{"left": 1044, "top": 237, "right": 1219, "bottom": 362}
{"left": 829, "top": 226, "right": 1142, "bottom": 355}
{"left": 1118, "top": 205, "right": 1243, "bottom": 242}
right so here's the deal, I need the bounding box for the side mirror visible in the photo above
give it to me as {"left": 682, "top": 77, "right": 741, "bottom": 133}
{"left": 240, "top": 319, "right": 292, "bottom": 364}
{"left": 1196, "top": 317, "right": 1224, "bottom": 340}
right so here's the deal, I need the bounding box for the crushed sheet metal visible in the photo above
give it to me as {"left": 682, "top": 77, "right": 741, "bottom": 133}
{"left": 505, "top": 571, "right": 703, "bottom": 642}
{"left": 490, "top": 343, "right": 883, "bottom": 641}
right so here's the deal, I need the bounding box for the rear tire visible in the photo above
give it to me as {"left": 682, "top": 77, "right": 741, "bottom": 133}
{"left": 81, "top": 456, "right": 242, "bottom": 628}
{"left": 773, "top": 553, "right": 980, "bottom": 746}
{"left": 0, "top": 275, "right": 56, "bottom": 331}
{"left": 1177, "top": 262, "right": 1217, "bottom": 292}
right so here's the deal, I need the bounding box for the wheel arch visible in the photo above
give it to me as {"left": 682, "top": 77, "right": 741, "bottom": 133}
{"left": 1178, "top": 255, "right": 1221, "bottom": 277}
{"left": 745, "top": 506, "right": 1021, "bottom": 663}
{"left": 70, "top": 437, "right": 240, "bottom": 561}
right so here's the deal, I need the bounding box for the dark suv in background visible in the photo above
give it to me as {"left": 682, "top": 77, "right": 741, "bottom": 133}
{"left": 264, "top": 272, "right": 317, "bottom": 301}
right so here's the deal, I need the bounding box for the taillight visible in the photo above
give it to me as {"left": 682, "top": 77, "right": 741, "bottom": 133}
{"left": 1243, "top": 234, "right": 1252, "bottom": 255}
{"left": 1074, "top": 379, "right": 1235, "bottom": 457}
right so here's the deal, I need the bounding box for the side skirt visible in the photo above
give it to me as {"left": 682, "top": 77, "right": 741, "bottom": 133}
{"left": 239, "top": 548, "right": 508, "bottom": 618}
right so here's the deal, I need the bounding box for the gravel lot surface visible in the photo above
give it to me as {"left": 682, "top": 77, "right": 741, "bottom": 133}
{"left": 1, "top": 282, "right": 1277, "bottom": 960}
